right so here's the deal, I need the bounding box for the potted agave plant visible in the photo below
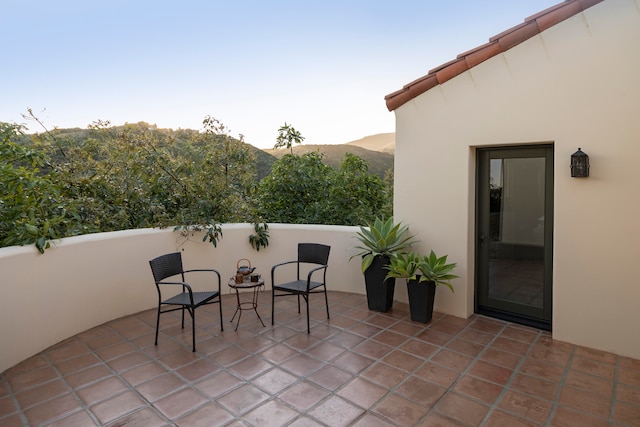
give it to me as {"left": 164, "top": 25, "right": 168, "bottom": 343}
{"left": 386, "top": 250, "right": 458, "bottom": 323}
{"left": 351, "top": 217, "right": 416, "bottom": 312}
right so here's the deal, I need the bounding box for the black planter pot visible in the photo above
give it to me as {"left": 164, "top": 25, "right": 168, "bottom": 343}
{"left": 407, "top": 278, "right": 436, "bottom": 323}
{"left": 364, "top": 255, "right": 396, "bottom": 312}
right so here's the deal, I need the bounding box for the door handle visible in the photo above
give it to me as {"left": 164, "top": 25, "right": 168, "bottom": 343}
{"left": 479, "top": 233, "right": 487, "bottom": 248}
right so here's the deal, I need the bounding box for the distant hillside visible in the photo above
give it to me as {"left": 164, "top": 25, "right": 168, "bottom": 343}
{"left": 19, "top": 125, "right": 392, "bottom": 180}
{"left": 253, "top": 147, "right": 277, "bottom": 180}
{"left": 264, "top": 142, "right": 393, "bottom": 179}
{"left": 345, "top": 133, "right": 395, "bottom": 154}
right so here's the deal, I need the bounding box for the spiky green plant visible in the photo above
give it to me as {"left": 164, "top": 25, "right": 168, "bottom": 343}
{"left": 385, "top": 252, "right": 423, "bottom": 282}
{"left": 350, "top": 217, "right": 417, "bottom": 273}
{"left": 418, "top": 250, "right": 458, "bottom": 292}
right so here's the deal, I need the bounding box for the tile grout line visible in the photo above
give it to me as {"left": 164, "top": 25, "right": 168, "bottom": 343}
{"left": 2, "top": 372, "right": 30, "bottom": 426}
{"left": 412, "top": 315, "right": 510, "bottom": 426}
{"left": 96, "top": 322, "right": 176, "bottom": 426}
{"left": 278, "top": 306, "right": 419, "bottom": 427}
{"left": 297, "top": 311, "right": 405, "bottom": 427}
{"left": 336, "top": 313, "right": 444, "bottom": 425}
{"left": 232, "top": 297, "right": 373, "bottom": 423}
{"left": 5, "top": 292, "right": 636, "bottom": 426}
{"left": 40, "top": 341, "right": 103, "bottom": 427}
{"left": 478, "top": 328, "right": 546, "bottom": 427}
{"left": 610, "top": 354, "right": 620, "bottom": 424}
{"left": 344, "top": 312, "right": 442, "bottom": 427}
{"left": 544, "top": 343, "right": 576, "bottom": 427}
{"left": 235, "top": 302, "right": 365, "bottom": 426}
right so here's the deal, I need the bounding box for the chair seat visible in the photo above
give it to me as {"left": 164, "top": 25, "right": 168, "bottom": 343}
{"left": 274, "top": 280, "right": 324, "bottom": 293}
{"left": 163, "top": 291, "right": 219, "bottom": 307}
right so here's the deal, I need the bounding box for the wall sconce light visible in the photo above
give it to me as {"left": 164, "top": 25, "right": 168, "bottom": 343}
{"left": 571, "top": 148, "right": 589, "bottom": 177}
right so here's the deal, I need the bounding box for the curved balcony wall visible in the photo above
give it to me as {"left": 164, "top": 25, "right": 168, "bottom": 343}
{"left": 0, "top": 224, "right": 373, "bottom": 373}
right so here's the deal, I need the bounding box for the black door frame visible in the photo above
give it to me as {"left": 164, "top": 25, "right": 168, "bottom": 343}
{"left": 475, "top": 145, "right": 554, "bottom": 330}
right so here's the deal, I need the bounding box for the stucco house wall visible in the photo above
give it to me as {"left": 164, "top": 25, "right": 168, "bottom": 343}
{"left": 391, "top": 0, "right": 640, "bottom": 359}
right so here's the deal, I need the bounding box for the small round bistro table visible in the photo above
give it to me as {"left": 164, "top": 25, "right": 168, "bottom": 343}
{"left": 228, "top": 277, "right": 266, "bottom": 331}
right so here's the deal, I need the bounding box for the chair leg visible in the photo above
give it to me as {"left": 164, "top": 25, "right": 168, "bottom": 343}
{"left": 155, "top": 305, "right": 161, "bottom": 345}
{"left": 323, "top": 286, "right": 330, "bottom": 320}
{"left": 271, "top": 288, "right": 275, "bottom": 325}
{"left": 190, "top": 307, "right": 196, "bottom": 352}
{"left": 297, "top": 294, "right": 301, "bottom": 313}
{"left": 181, "top": 306, "right": 185, "bottom": 329}
{"left": 305, "top": 294, "right": 310, "bottom": 334}
{"left": 218, "top": 298, "right": 224, "bottom": 332}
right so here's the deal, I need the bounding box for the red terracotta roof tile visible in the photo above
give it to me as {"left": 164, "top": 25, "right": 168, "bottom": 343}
{"left": 577, "top": 0, "right": 605, "bottom": 9}
{"left": 491, "top": 21, "right": 541, "bottom": 51}
{"left": 406, "top": 74, "right": 439, "bottom": 94}
{"left": 458, "top": 42, "right": 503, "bottom": 69}
{"left": 384, "top": 74, "right": 439, "bottom": 111}
{"left": 528, "top": 1, "right": 583, "bottom": 31}
{"left": 433, "top": 58, "right": 470, "bottom": 85}
{"left": 385, "top": 0, "right": 605, "bottom": 111}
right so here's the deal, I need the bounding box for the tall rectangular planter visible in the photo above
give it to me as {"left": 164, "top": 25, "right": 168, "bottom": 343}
{"left": 407, "top": 280, "right": 436, "bottom": 323}
{"left": 364, "top": 255, "right": 396, "bottom": 312}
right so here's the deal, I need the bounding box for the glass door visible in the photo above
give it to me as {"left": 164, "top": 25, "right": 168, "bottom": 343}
{"left": 476, "top": 146, "right": 553, "bottom": 329}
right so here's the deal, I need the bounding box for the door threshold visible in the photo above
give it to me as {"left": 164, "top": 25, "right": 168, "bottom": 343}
{"left": 477, "top": 307, "right": 551, "bottom": 331}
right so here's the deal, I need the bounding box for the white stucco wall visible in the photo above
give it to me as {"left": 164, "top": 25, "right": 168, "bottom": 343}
{"left": 0, "top": 224, "right": 364, "bottom": 373}
{"left": 393, "top": 0, "right": 640, "bottom": 359}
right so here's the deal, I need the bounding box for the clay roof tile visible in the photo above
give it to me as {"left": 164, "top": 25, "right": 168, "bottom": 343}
{"left": 385, "top": 0, "right": 605, "bottom": 111}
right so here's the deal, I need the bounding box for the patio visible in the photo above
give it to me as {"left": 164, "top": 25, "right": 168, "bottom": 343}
{"left": 1, "top": 290, "right": 639, "bottom": 427}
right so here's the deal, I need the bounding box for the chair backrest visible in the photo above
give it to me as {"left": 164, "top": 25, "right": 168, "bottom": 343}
{"left": 298, "top": 243, "right": 330, "bottom": 265}
{"left": 149, "top": 252, "right": 184, "bottom": 283}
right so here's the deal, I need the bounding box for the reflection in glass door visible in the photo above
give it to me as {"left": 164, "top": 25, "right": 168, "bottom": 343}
{"left": 476, "top": 146, "right": 553, "bottom": 329}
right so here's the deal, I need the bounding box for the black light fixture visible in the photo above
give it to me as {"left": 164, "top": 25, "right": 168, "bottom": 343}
{"left": 571, "top": 148, "right": 589, "bottom": 178}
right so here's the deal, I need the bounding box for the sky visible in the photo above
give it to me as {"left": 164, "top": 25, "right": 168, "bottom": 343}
{"left": 2, "top": 0, "right": 560, "bottom": 149}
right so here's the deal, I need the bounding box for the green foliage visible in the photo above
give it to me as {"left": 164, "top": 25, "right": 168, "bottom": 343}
{"left": 418, "top": 250, "right": 458, "bottom": 292}
{"left": 256, "top": 152, "right": 333, "bottom": 223}
{"left": 350, "top": 217, "right": 417, "bottom": 273}
{"left": 249, "top": 222, "right": 269, "bottom": 251}
{"left": 256, "top": 152, "right": 390, "bottom": 226}
{"left": 0, "top": 123, "right": 82, "bottom": 252}
{"left": 175, "top": 222, "right": 223, "bottom": 249}
{"left": 46, "top": 117, "right": 256, "bottom": 235}
{"left": 328, "top": 153, "right": 389, "bottom": 225}
{"left": 385, "top": 252, "right": 423, "bottom": 282}
{"left": 385, "top": 250, "right": 458, "bottom": 291}
{"left": 1, "top": 116, "right": 257, "bottom": 251}
{"left": 0, "top": 116, "right": 392, "bottom": 252}
{"left": 274, "top": 122, "right": 304, "bottom": 154}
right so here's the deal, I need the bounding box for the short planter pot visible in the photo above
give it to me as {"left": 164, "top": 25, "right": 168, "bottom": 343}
{"left": 364, "top": 255, "right": 396, "bottom": 312}
{"left": 407, "top": 279, "right": 436, "bottom": 323}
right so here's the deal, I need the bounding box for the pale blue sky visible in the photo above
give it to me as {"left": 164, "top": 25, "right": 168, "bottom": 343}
{"left": 2, "top": 0, "right": 559, "bottom": 148}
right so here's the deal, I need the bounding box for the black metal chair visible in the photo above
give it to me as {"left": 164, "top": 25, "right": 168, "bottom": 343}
{"left": 149, "top": 252, "right": 223, "bottom": 352}
{"left": 271, "top": 243, "right": 331, "bottom": 333}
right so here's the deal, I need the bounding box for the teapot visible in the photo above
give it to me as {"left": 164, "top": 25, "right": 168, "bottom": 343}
{"left": 236, "top": 258, "right": 255, "bottom": 276}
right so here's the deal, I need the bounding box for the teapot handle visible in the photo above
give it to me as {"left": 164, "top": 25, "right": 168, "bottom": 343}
{"left": 237, "top": 258, "right": 251, "bottom": 268}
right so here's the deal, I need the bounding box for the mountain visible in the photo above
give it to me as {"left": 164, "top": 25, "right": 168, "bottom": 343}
{"left": 345, "top": 132, "right": 395, "bottom": 154}
{"left": 263, "top": 138, "right": 394, "bottom": 179}
{"left": 19, "top": 125, "right": 394, "bottom": 180}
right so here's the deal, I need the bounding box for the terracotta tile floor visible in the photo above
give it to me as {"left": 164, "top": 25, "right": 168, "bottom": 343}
{"left": 1, "top": 291, "right": 639, "bottom": 426}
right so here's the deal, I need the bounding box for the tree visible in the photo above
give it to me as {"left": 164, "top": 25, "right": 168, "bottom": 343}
{"left": 186, "top": 116, "right": 257, "bottom": 224}
{"left": 255, "top": 151, "right": 391, "bottom": 225}
{"left": 328, "top": 153, "right": 389, "bottom": 225}
{"left": 0, "top": 122, "right": 82, "bottom": 252}
{"left": 274, "top": 123, "right": 304, "bottom": 154}
{"left": 2, "top": 114, "right": 260, "bottom": 251}
{"left": 0, "top": 116, "right": 392, "bottom": 252}
{"left": 256, "top": 152, "right": 333, "bottom": 223}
